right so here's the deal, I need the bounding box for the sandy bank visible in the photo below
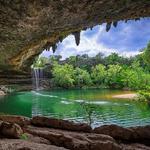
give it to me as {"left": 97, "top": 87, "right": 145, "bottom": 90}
{"left": 112, "top": 93, "right": 137, "bottom": 99}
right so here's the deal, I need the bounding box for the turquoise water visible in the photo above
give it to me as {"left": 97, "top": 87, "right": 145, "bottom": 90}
{"left": 0, "top": 89, "right": 150, "bottom": 128}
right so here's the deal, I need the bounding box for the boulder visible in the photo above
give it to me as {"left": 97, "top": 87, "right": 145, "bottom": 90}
{"left": 93, "top": 124, "right": 134, "bottom": 141}
{"left": 25, "top": 125, "right": 121, "bottom": 150}
{"left": 31, "top": 116, "right": 91, "bottom": 132}
{"left": 0, "top": 122, "right": 23, "bottom": 138}
{"left": 0, "top": 115, "right": 30, "bottom": 127}
{"left": 26, "top": 127, "right": 78, "bottom": 149}
{"left": 130, "top": 125, "right": 150, "bottom": 140}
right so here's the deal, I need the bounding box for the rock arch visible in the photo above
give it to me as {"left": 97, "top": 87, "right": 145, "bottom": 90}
{"left": 0, "top": 0, "right": 150, "bottom": 74}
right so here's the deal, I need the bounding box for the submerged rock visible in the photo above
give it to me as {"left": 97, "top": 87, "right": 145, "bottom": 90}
{"left": 31, "top": 116, "right": 92, "bottom": 132}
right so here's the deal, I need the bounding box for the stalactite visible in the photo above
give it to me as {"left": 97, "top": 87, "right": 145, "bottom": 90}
{"left": 113, "top": 21, "right": 118, "bottom": 28}
{"left": 46, "top": 45, "right": 51, "bottom": 51}
{"left": 83, "top": 27, "right": 87, "bottom": 31}
{"left": 106, "top": 22, "right": 111, "bottom": 32}
{"left": 52, "top": 44, "right": 57, "bottom": 53}
{"left": 44, "top": 42, "right": 51, "bottom": 51}
{"left": 135, "top": 18, "right": 140, "bottom": 21}
{"left": 72, "top": 31, "right": 80, "bottom": 46}
{"left": 59, "top": 36, "right": 63, "bottom": 43}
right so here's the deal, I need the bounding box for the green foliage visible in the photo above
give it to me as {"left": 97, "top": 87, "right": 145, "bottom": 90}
{"left": 52, "top": 64, "right": 92, "bottom": 88}
{"left": 74, "top": 68, "right": 92, "bottom": 87}
{"left": 33, "top": 42, "right": 150, "bottom": 90}
{"left": 91, "top": 64, "right": 106, "bottom": 85}
{"left": 138, "top": 91, "right": 150, "bottom": 104}
{"left": 121, "top": 68, "right": 139, "bottom": 89}
{"left": 32, "top": 56, "right": 49, "bottom": 68}
{"left": 80, "top": 102, "right": 97, "bottom": 125}
{"left": 104, "top": 53, "right": 122, "bottom": 65}
{"left": 52, "top": 63, "right": 75, "bottom": 88}
{"left": 142, "top": 41, "right": 150, "bottom": 66}
{"left": 105, "top": 64, "right": 123, "bottom": 88}
{"left": 20, "top": 133, "right": 28, "bottom": 140}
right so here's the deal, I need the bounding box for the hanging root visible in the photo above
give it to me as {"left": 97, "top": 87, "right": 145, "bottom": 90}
{"left": 72, "top": 31, "right": 81, "bottom": 46}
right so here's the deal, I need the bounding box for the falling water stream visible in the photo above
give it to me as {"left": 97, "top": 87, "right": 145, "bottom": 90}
{"left": 32, "top": 68, "right": 44, "bottom": 90}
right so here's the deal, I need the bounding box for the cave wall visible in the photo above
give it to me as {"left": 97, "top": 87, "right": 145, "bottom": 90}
{"left": 0, "top": 0, "right": 150, "bottom": 74}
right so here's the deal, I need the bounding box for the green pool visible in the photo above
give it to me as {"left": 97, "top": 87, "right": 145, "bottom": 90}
{"left": 0, "top": 89, "right": 150, "bottom": 128}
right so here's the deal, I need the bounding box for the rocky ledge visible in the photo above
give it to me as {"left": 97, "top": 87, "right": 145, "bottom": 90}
{"left": 0, "top": 115, "right": 150, "bottom": 150}
{"left": 0, "top": 0, "right": 150, "bottom": 74}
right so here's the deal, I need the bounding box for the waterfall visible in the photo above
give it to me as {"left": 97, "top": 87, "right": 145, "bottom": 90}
{"left": 32, "top": 68, "right": 44, "bottom": 90}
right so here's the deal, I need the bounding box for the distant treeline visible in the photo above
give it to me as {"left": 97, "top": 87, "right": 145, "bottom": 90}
{"left": 33, "top": 42, "right": 150, "bottom": 90}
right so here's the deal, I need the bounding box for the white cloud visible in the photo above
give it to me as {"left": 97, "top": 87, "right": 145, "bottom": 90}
{"left": 41, "top": 18, "right": 150, "bottom": 59}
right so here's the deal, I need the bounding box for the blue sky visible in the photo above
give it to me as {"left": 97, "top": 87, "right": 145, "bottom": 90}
{"left": 41, "top": 18, "right": 150, "bottom": 59}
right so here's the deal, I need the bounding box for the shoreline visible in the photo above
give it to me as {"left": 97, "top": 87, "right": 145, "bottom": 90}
{"left": 112, "top": 93, "right": 137, "bottom": 99}
{"left": 0, "top": 115, "right": 150, "bottom": 150}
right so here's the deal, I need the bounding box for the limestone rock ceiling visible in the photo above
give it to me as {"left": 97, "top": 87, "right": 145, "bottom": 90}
{"left": 0, "top": 0, "right": 150, "bottom": 73}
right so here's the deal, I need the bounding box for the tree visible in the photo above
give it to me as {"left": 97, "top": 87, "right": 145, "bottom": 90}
{"left": 105, "top": 64, "right": 123, "bottom": 88}
{"left": 142, "top": 41, "right": 150, "bottom": 66}
{"left": 91, "top": 64, "right": 106, "bottom": 86}
{"left": 121, "top": 61, "right": 150, "bottom": 90}
{"left": 33, "top": 51, "right": 150, "bottom": 90}
{"left": 52, "top": 64, "right": 75, "bottom": 88}
{"left": 104, "top": 53, "right": 121, "bottom": 65}
{"left": 74, "top": 68, "right": 92, "bottom": 87}
{"left": 32, "top": 56, "right": 49, "bottom": 68}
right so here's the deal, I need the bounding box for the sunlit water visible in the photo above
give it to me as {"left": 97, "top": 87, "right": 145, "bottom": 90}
{"left": 0, "top": 89, "right": 150, "bottom": 128}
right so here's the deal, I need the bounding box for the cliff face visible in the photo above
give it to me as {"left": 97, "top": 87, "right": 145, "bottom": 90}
{"left": 0, "top": 0, "right": 150, "bottom": 74}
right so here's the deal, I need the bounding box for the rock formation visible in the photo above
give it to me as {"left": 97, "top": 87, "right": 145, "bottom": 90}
{"left": 1, "top": 115, "right": 150, "bottom": 150}
{"left": 0, "top": 0, "right": 150, "bottom": 76}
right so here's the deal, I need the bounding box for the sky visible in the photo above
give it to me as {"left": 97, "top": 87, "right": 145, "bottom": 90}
{"left": 41, "top": 18, "right": 150, "bottom": 59}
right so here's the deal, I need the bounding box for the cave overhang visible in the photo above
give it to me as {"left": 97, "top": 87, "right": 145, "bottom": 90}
{"left": 0, "top": 0, "right": 150, "bottom": 74}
